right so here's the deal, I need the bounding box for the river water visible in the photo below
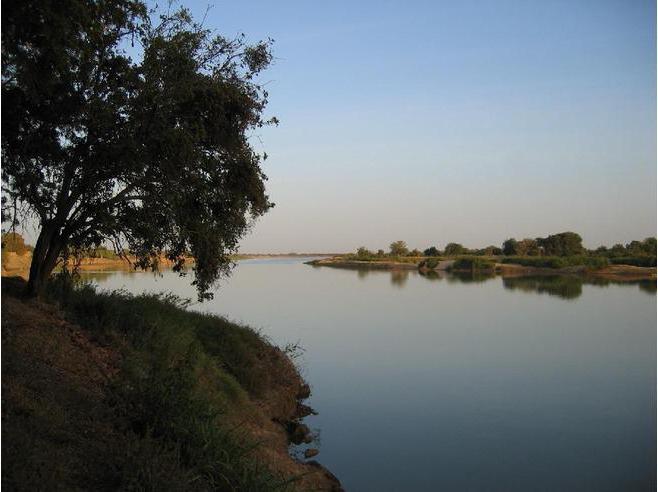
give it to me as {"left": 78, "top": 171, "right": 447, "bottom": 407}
{"left": 81, "top": 258, "right": 656, "bottom": 491}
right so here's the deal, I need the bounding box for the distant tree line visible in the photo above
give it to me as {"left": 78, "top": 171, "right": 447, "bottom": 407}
{"left": 351, "top": 232, "right": 657, "bottom": 260}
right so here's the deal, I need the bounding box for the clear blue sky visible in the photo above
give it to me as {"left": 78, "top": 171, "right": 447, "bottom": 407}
{"left": 184, "top": 0, "right": 655, "bottom": 251}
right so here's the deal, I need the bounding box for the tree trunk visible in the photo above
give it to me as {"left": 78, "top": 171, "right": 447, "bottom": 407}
{"left": 25, "top": 226, "right": 65, "bottom": 297}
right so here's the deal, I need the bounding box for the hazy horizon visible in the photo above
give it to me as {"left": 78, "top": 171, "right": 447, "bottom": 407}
{"left": 231, "top": 0, "right": 656, "bottom": 253}
{"left": 11, "top": 0, "right": 658, "bottom": 253}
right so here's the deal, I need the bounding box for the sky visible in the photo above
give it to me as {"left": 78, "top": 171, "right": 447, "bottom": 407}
{"left": 21, "top": 0, "right": 657, "bottom": 252}
{"left": 195, "top": 0, "right": 656, "bottom": 253}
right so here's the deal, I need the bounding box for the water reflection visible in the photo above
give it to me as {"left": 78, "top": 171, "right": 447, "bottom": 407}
{"left": 503, "top": 275, "right": 583, "bottom": 300}
{"left": 78, "top": 259, "right": 656, "bottom": 491}
{"left": 390, "top": 270, "right": 409, "bottom": 287}
{"left": 330, "top": 267, "right": 656, "bottom": 300}
{"left": 444, "top": 270, "right": 496, "bottom": 284}
{"left": 502, "top": 274, "right": 656, "bottom": 300}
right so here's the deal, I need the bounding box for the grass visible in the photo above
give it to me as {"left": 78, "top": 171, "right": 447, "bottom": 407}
{"left": 500, "top": 255, "right": 609, "bottom": 270}
{"left": 3, "top": 275, "right": 304, "bottom": 491}
{"left": 450, "top": 257, "right": 496, "bottom": 271}
{"left": 342, "top": 253, "right": 422, "bottom": 263}
{"left": 609, "top": 256, "right": 657, "bottom": 267}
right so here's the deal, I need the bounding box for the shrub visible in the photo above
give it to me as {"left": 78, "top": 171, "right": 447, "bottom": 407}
{"left": 42, "top": 283, "right": 297, "bottom": 490}
{"left": 501, "top": 256, "right": 608, "bottom": 269}
{"left": 451, "top": 257, "right": 495, "bottom": 271}
{"left": 419, "top": 258, "right": 440, "bottom": 269}
{"left": 610, "top": 256, "right": 657, "bottom": 267}
{"left": 423, "top": 246, "right": 440, "bottom": 257}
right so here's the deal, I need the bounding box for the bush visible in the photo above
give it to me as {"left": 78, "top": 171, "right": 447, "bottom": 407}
{"left": 610, "top": 256, "right": 657, "bottom": 267}
{"left": 42, "top": 283, "right": 297, "bottom": 490}
{"left": 423, "top": 246, "right": 440, "bottom": 257}
{"left": 451, "top": 257, "right": 495, "bottom": 271}
{"left": 419, "top": 258, "right": 440, "bottom": 269}
{"left": 501, "top": 256, "right": 609, "bottom": 269}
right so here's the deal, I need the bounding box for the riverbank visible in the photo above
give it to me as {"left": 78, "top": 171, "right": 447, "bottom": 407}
{"left": 307, "top": 256, "right": 657, "bottom": 281}
{"left": 1, "top": 276, "right": 341, "bottom": 491}
{"left": 1, "top": 251, "right": 339, "bottom": 278}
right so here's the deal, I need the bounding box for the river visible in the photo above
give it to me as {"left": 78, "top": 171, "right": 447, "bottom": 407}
{"left": 81, "top": 257, "right": 656, "bottom": 491}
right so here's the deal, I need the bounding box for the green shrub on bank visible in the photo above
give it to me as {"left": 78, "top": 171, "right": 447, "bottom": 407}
{"left": 42, "top": 280, "right": 296, "bottom": 491}
{"left": 501, "top": 256, "right": 609, "bottom": 269}
{"left": 610, "top": 256, "right": 657, "bottom": 267}
{"left": 451, "top": 257, "right": 495, "bottom": 271}
{"left": 419, "top": 258, "right": 441, "bottom": 269}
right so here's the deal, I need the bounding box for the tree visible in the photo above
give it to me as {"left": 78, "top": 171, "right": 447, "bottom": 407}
{"left": 409, "top": 248, "right": 422, "bottom": 257}
{"left": 2, "top": 1, "right": 276, "bottom": 298}
{"left": 444, "top": 242, "right": 466, "bottom": 256}
{"left": 517, "top": 238, "right": 540, "bottom": 256}
{"left": 537, "top": 232, "right": 583, "bottom": 256}
{"left": 356, "top": 246, "right": 373, "bottom": 259}
{"left": 502, "top": 238, "right": 518, "bottom": 256}
{"left": 625, "top": 240, "right": 644, "bottom": 256}
{"left": 642, "top": 237, "right": 657, "bottom": 255}
{"left": 478, "top": 245, "right": 502, "bottom": 256}
{"left": 389, "top": 240, "right": 408, "bottom": 256}
{"left": 423, "top": 246, "right": 440, "bottom": 257}
{"left": 609, "top": 243, "right": 626, "bottom": 257}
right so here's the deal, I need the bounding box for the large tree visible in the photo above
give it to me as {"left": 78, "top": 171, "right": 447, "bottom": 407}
{"left": 2, "top": 0, "right": 276, "bottom": 298}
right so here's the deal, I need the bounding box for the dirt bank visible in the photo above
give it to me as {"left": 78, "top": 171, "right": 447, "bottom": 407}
{"left": 1, "top": 277, "right": 341, "bottom": 491}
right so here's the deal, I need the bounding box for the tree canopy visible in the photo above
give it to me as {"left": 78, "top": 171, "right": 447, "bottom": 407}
{"left": 389, "top": 240, "right": 408, "bottom": 256}
{"left": 2, "top": 0, "right": 276, "bottom": 297}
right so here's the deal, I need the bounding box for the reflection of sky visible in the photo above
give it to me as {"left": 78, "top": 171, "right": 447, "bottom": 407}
{"left": 83, "top": 259, "right": 656, "bottom": 491}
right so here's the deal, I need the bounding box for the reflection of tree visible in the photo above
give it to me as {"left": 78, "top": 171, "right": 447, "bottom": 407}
{"left": 418, "top": 270, "right": 443, "bottom": 282}
{"left": 503, "top": 274, "right": 656, "bottom": 300}
{"left": 390, "top": 270, "right": 409, "bottom": 287}
{"left": 445, "top": 271, "right": 496, "bottom": 284}
{"left": 502, "top": 275, "right": 583, "bottom": 300}
{"left": 357, "top": 269, "right": 370, "bottom": 280}
{"left": 638, "top": 280, "right": 657, "bottom": 294}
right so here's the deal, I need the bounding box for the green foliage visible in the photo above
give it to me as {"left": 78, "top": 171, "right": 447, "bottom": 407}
{"left": 501, "top": 255, "right": 608, "bottom": 269}
{"left": 598, "top": 238, "right": 656, "bottom": 258}
{"left": 356, "top": 246, "right": 374, "bottom": 259}
{"left": 389, "top": 240, "right": 408, "bottom": 256}
{"left": 451, "top": 257, "right": 495, "bottom": 271}
{"left": 609, "top": 256, "right": 657, "bottom": 267}
{"left": 40, "top": 282, "right": 298, "bottom": 490}
{"left": 517, "top": 238, "right": 540, "bottom": 256}
{"left": 444, "top": 243, "right": 466, "bottom": 256}
{"left": 536, "top": 232, "right": 583, "bottom": 256}
{"left": 476, "top": 245, "right": 502, "bottom": 256}
{"left": 502, "top": 238, "right": 518, "bottom": 256}
{"left": 423, "top": 246, "right": 440, "bottom": 257}
{"left": 3, "top": 1, "right": 275, "bottom": 298}
{"left": 419, "top": 258, "right": 441, "bottom": 269}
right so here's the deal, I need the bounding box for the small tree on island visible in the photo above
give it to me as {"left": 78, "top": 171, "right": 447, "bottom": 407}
{"left": 444, "top": 242, "right": 466, "bottom": 256}
{"left": 389, "top": 240, "right": 408, "bottom": 256}
{"left": 2, "top": 1, "right": 276, "bottom": 298}
{"left": 423, "top": 246, "right": 440, "bottom": 257}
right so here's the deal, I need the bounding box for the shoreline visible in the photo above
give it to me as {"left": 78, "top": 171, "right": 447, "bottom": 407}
{"left": 1, "top": 276, "right": 343, "bottom": 491}
{"left": 306, "top": 256, "right": 657, "bottom": 281}
{"left": 1, "top": 252, "right": 339, "bottom": 278}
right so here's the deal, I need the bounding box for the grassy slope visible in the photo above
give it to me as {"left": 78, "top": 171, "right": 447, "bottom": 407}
{"left": 1, "top": 277, "right": 341, "bottom": 491}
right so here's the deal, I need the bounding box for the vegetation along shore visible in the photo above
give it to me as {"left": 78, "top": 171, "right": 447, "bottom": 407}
{"left": 307, "top": 232, "right": 657, "bottom": 281}
{"left": 2, "top": 275, "right": 342, "bottom": 491}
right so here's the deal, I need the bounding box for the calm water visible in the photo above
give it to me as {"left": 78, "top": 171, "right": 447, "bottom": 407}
{"left": 82, "top": 259, "right": 656, "bottom": 491}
